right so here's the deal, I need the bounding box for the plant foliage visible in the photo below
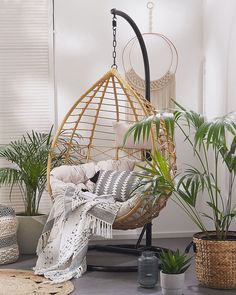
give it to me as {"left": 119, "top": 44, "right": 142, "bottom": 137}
{"left": 124, "top": 101, "right": 236, "bottom": 240}
{"left": 160, "top": 249, "right": 192, "bottom": 274}
{"left": 0, "top": 127, "right": 61, "bottom": 215}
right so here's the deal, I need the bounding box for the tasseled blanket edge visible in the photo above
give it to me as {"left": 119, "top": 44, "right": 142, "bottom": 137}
{"left": 87, "top": 213, "right": 113, "bottom": 239}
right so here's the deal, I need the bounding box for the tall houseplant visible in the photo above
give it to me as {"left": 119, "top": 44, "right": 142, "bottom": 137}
{"left": 125, "top": 102, "right": 236, "bottom": 288}
{"left": 0, "top": 129, "right": 54, "bottom": 216}
{"left": 0, "top": 127, "right": 64, "bottom": 254}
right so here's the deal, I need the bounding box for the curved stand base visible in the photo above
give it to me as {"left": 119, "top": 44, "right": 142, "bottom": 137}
{"left": 87, "top": 223, "right": 170, "bottom": 272}
{"left": 87, "top": 244, "right": 167, "bottom": 272}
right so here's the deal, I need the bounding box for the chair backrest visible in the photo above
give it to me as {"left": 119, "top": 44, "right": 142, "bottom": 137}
{"left": 47, "top": 68, "right": 176, "bottom": 195}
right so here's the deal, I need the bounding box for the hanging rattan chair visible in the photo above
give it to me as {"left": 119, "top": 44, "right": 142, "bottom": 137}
{"left": 47, "top": 68, "right": 176, "bottom": 230}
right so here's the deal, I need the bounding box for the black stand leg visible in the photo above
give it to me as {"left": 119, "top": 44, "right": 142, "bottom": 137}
{"left": 87, "top": 223, "right": 168, "bottom": 272}
{"left": 136, "top": 224, "right": 147, "bottom": 248}
{"left": 146, "top": 223, "right": 152, "bottom": 247}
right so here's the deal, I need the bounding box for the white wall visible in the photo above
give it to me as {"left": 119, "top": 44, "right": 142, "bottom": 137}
{"left": 203, "top": 0, "right": 236, "bottom": 117}
{"left": 202, "top": 0, "right": 236, "bottom": 232}
{"left": 54, "top": 0, "right": 204, "bottom": 238}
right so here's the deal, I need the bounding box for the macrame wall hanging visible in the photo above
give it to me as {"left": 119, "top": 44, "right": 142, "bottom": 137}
{"left": 122, "top": 2, "right": 178, "bottom": 111}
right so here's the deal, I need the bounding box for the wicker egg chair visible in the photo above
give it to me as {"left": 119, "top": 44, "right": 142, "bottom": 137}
{"left": 48, "top": 68, "right": 176, "bottom": 231}
{"left": 47, "top": 68, "right": 176, "bottom": 272}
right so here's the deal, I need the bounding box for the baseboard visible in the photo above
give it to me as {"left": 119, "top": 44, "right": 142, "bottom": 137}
{"left": 112, "top": 231, "right": 196, "bottom": 240}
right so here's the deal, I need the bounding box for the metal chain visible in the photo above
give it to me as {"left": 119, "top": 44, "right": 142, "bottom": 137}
{"left": 112, "top": 14, "right": 117, "bottom": 69}
{"left": 147, "top": 1, "right": 154, "bottom": 33}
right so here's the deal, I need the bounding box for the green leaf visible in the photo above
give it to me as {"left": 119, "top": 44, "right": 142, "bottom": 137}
{"left": 206, "top": 202, "right": 222, "bottom": 215}
{"left": 155, "top": 116, "right": 161, "bottom": 140}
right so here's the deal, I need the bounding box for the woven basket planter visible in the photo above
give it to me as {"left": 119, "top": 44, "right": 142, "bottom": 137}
{"left": 193, "top": 231, "right": 236, "bottom": 289}
{"left": 0, "top": 205, "right": 19, "bottom": 265}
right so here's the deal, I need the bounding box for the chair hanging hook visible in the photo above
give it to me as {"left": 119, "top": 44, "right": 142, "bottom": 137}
{"left": 111, "top": 14, "right": 118, "bottom": 69}
{"left": 147, "top": 1, "right": 154, "bottom": 9}
{"left": 147, "top": 1, "right": 154, "bottom": 33}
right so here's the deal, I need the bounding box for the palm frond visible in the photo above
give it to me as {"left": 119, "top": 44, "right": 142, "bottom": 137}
{"left": 0, "top": 167, "right": 21, "bottom": 186}
{"left": 194, "top": 112, "right": 236, "bottom": 150}
{"left": 219, "top": 137, "right": 236, "bottom": 173}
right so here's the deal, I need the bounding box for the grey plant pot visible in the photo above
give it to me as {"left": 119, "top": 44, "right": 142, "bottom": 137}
{"left": 160, "top": 271, "right": 185, "bottom": 295}
{"left": 16, "top": 214, "right": 48, "bottom": 255}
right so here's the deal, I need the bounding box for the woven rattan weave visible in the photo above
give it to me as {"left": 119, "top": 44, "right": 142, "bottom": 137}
{"left": 194, "top": 232, "right": 236, "bottom": 289}
{"left": 47, "top": 68, "right": 176, "bottom": 230}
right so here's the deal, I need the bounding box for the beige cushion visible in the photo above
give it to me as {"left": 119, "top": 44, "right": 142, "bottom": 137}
{"left": 113, "top": 121, "right": 153, "bottom": 149}
{"left": 50, "top": 159, "right": 142, "bottom": 219}
{"left": 116, "top": 193, "right": 141, "bottom": 218}
{"left": 95, "top": 159, "right": 136, "bottom": 172}
{"left": 50, "top": 159, "right": 137, "bottom": 196}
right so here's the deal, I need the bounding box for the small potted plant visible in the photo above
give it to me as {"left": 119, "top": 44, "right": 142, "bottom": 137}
{"left": 0, "top": 127, "right": 59, "bottom": 254}
{"left": 159, "top": 249, "right": 192, "bottom": 295}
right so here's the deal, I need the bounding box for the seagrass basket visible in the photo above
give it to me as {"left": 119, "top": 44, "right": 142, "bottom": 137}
{"left": 193, "top": 232, "right": 236, "bottom": 289}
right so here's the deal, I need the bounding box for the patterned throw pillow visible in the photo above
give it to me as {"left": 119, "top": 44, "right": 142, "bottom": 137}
{"left": 94, "top": 170, "right": 140, "bottom": 202}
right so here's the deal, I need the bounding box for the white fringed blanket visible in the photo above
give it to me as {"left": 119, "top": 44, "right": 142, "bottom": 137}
{"left": 34, "top": 185, "right": 121, "bottom": 283}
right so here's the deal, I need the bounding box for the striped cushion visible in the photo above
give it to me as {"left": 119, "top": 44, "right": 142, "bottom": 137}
{"left": 94, "top": 170, "right": 140, "bottom": 202}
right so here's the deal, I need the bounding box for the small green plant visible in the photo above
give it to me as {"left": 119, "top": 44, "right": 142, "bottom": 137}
{"left": 160, "top": 249, "right": 192, "bottom": 274}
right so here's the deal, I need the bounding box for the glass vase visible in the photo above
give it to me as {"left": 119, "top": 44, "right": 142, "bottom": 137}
{"left": 138, "top": 251, "right": 159, "bottom": 288}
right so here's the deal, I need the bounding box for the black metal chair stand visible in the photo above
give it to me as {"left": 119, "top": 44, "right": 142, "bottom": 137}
{"left": 87, "top": 8, "right": 169, "bottom": 272}
{"left": 87, "top": 223, "right": 167, "bottom": 272}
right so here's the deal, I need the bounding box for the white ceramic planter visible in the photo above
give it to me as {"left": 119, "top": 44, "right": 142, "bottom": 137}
{"left": 160, "top": 271, "right": 185, "bottom": 295}
{"left": 16, "top": 214, "right": 48, "bottom": 254}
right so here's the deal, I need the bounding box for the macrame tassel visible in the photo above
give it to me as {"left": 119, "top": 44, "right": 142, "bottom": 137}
{"left": 151, "top": 73, "right": 176, "bottom": 110}
{"left": 88, "top": 213, "right": 113, "bottom": 239}
{"left": 125, "top": 69, "right": 176, "bottom": 112}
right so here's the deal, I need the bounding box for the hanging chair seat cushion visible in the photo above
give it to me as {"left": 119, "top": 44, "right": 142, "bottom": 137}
{"left": 50, "top": 159, "right": 142, "bottom": 219}
{"left": 50, "top": 159, "right": 137, "bottom": 199}
{"left": 115, "top": 193, "right": 141, "bottom": 218}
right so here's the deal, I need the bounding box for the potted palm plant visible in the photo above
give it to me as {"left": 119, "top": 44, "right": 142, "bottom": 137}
{"left": 159, "top": 249, "right": 191, "bottom": 295}
{"left": 124, "top": 102, "right": 236, "bottom": 289}
{"left": 0, "top": 128, "right": 56, "bottom": 254}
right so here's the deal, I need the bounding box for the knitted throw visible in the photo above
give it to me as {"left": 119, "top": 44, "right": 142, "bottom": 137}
{"left": 34, "top": 185, "right": 120, "bottom": 283}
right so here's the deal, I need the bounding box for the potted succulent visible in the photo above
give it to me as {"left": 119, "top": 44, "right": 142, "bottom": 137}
{"left": 125, "top": 102, "right": 236, "bottom": 289}
{"left": 159, "top": 249, "right": 191, "bottom": 295}
{"left": 0, "top": 128, "right": 58, "bottom": 254}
